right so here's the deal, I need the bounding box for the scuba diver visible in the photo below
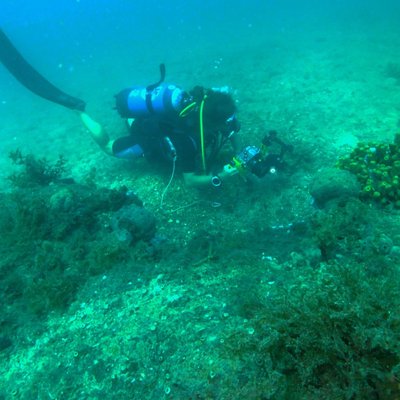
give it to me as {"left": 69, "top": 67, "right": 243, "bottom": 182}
{"left": 80, "top": 64, "right": 242, "bottom": 188}
{"left": 0, "top": 28, "right": 291, "bottom": 190}
{"left": 81, "top": 72, "right": 292, "bottom": 188}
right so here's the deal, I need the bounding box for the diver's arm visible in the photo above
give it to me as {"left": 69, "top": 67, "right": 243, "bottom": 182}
{"left": 183, "top": 169, "right": 232, "bottom": 188}
{"left": 79, "top": 112, "right": 114, "bottom": 155}
{"left": 183, "top": 172, "right": 213, "bottom": 188}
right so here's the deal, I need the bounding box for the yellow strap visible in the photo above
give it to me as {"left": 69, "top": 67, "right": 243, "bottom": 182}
{"left": 179, "top": 97, "right": 208, "bottom": 173}
{"left": 199, "top": 95, "right": 207, "bottom": 173}
{"left": 179, "top": 101, "right": 196, "bottom": 117}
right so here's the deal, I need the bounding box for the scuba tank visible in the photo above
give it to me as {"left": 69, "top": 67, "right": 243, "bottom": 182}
{"left": 115, "top": 83, "right": 184, "bottom": 118}
{"left": 115, "top": 64, "right": 185, "bottom": 118}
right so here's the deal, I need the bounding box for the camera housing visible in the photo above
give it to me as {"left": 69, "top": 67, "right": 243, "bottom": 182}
{"left": 223, "top": 131, "right": 291, "bottom": 179}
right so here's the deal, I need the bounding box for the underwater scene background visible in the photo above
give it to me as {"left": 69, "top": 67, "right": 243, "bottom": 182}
{"left": 2, "top": 0, "right": 400, "bottom": 398}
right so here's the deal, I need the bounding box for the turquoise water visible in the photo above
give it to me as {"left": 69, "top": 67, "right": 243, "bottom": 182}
{"left": 1, "top": 1, "right": 400, "bottom": 399}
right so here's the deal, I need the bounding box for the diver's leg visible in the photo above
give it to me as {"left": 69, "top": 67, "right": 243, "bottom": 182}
{"left": 80, "top": 112, "right": 144, "bottom": 160}
{"left": 80, "top": 112, "right": 114, "bottom": 155}
{"left": 111, "top": 136, "right": 144, "bottom": 160}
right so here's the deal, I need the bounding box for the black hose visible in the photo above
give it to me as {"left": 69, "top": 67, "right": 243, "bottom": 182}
{"left": 0, "top": 28, "right": 86, "bottom": 111}
{"left": 146, "top": 63, "right": 166, "bottom": 92}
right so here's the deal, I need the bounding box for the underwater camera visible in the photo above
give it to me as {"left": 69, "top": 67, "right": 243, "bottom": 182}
{"left": 224, "top": 130, "right": 292, "bottom": 179}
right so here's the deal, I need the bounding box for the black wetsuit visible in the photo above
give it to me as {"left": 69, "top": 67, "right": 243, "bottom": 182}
{"left": 113, "top": 112, "right": 222, "bottom": 173}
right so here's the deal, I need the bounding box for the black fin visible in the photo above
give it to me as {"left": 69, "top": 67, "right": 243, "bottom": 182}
{"left": 0, "top": 28, "right": 86, "bottom": 111}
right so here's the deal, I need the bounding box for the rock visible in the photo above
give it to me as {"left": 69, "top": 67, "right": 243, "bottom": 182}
{"left": 111, "top": 204, "right": 156, "bottom": 245}
{"left": 310, "top": 168, "right": 360, "bottom": 208}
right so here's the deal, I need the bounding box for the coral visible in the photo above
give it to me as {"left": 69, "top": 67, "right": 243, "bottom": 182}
{"left": 338, "top": 134, "right": 400, "bottom": 207}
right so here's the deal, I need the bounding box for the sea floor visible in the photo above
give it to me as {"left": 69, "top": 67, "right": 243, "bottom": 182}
{"left": 1, "top": 29, "right": 400, "bottom": 399}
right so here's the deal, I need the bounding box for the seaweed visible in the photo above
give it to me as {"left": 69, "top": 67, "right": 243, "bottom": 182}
{"left": 0, "top": 159, "right": 156, "bottom": 345}
{"left": 224, "top": 260, "right": 400, "bottom": 399}
{"left": 8, "top": 149, "right": 68, "bottom": 187}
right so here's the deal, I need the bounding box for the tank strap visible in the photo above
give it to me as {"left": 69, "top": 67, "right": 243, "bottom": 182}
{"left": 145, "top": 91, "right": 155, "bottom": 114}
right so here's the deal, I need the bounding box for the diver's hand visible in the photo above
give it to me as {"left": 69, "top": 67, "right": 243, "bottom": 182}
{"left": 218, "top": 168, "right": 233, "bottom": 181}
